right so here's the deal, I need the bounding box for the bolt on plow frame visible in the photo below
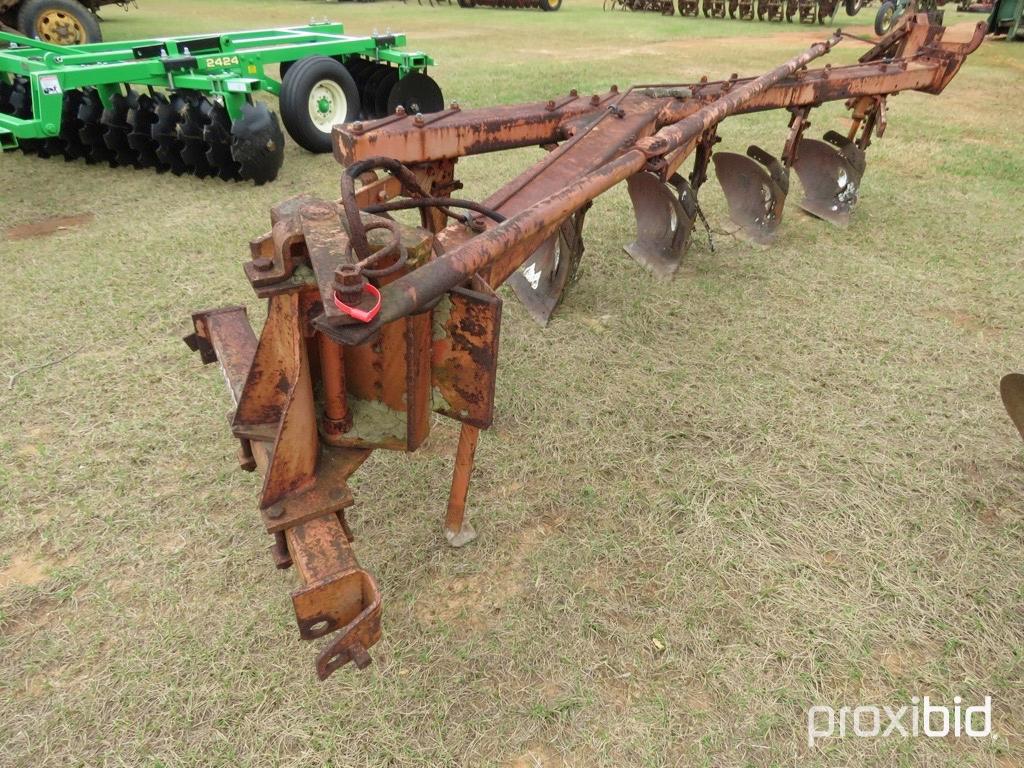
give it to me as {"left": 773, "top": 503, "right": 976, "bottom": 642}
{"left": 0, "top": 22, "right": 442, "bottom": 183}
{"left": 185, "top": 15, "right": 983, "bottom": 679}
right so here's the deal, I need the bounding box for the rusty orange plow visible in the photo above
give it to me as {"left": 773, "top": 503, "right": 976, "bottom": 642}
{"left": 185, "top": 16, "right": 984, "bottom": 679}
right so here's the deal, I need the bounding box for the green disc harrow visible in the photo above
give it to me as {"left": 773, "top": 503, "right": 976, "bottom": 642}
{"left": 0, "top": 22, "right": 443, "bottom": 184}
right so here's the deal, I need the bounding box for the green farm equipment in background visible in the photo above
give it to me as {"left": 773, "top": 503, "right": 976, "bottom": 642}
{"left": 0, "top": 23, "right": 444, "bottom": 183}
{"left": 457, "top": 0, "right": 562, "bottom": 10}
{"left": 871, "top": 0, "right": 945, "bottom": 35}
{"left": 988, "top": 0, "right": 1024, "bottom": 37}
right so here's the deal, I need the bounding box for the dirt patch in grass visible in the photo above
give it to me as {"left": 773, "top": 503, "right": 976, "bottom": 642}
{"left": 0, "top": 551, "right": 76, "bottom": 590}
{"left": 415, "top": 519, "right": 556, "bottom": 629}
{"left": 0, "top": 555, "right": 50, "bottom": 589}
{"left": 507, "top": 744, "right": 562, "bottom": 768}
{"left": 920, "top": 307, "right": 1002, "bottom": 338}
{"left": 4, "top": 213, "right": 94, "bottom": 241}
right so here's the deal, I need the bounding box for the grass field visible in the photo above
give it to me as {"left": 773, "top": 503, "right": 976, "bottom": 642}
{"left": 2, "top": 1, "right": 1023, "bottom": 765}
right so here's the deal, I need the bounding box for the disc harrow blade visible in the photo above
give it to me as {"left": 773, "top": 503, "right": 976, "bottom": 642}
{"left": 153, "top": 92, "right": 190, "bottom": 175}
{"left": 102, "top": 89, "right": 143, "bottom": 168}
{"left": 344, "top": 57, "right": 372, "bottom": 83}
{"left": 0, "top": 79, "right": 13, "bottom": 115}
{"left": 793, "top": 130, "right": 865, "bottom": 226}
{"left": 1001, "top": 373, "right": 1024, "bottom": 442}
{"left": 42, "top": 127, "right": 68, "bottom": 159}
{"left": 361, "top": 65, "right": 392, "bottom": 120}
{"left": 7, "top": 77, "right": 31, "bottom": 118}
{"left": 43, "top": 91, "right": 88, "bottom": 159}
{"left": 54, "top": 89, "right": 90, "bottom": 162}
{"left": 386, "top": 72, "right": 445, "bottom": 116}
{"left": 713, "top": 145, "right": 788, "bottom": 244}
{"left": 77, "top": 87, "right": 117, "bottom": 166}
{"left": 623, "top": 171, "right": 696, "bottom": 279}
{"left": 177, "top": 95, "right": 216, "bottom": 179}
{"left": 203, "top": 102, "right": 241, "bottom": 181}
{"left": 231, "top": 101, "right": 285, "bottom": 186}
{"left": 127, "top": 92, "right": 167, "bottom": 170}
{"left": 373, "top": 70, "right": 400, "bottom": 119}
{"left": 9, "top": 77, "right": 47, "bottom": 156}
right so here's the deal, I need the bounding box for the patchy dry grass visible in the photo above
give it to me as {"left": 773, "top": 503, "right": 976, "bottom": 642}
{"left": 1, "top": 1, "right": 1022, "bottom": 766}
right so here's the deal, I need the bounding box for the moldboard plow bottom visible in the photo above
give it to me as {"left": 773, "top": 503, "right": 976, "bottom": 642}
{"left": 185, "top": 15, "right": 983, "bottom": 679}
{"left": 1002, "top": 373, "right": 1024, "bottom": 441}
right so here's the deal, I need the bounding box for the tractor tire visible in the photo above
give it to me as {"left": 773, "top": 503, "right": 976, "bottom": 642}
{"left": 874, "top": 0, "right": 896, "bottom": 34}
{"left": 844, "top": 0, "right": 864, "bottom": 14}
{"left": 17, "top": 0, "right": 102, "bottom": 45}
{"left": 539, "top": 0, "right": 562, "bottom": 9}
{"left": 279, "top": 56, "right": 360, "bottom": 154}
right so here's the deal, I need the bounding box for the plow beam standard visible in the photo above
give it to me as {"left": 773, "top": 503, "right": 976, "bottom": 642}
{"left": 186, "top": 16, "right": 982, "bottom": 679}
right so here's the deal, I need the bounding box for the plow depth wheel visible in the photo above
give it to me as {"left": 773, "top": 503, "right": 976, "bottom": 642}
{"left": 280, "top": 56, "right": 360, "bottom": 153}
{"left": 17, "top": 0, "right": 101, "bottom": 45}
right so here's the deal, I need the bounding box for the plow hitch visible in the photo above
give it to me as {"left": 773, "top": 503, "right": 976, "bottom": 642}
{"left": 185, "top": 15, "right": 982, "bottom": 679}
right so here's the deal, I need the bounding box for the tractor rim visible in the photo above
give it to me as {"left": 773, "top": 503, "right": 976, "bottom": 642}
{"left": 881, "top": 6, "right": 895, "bottom": 27}
{"left": 36, "top": 11, "right": 85, "bottom": 45}
{"left": 308, "top": 79, "right": 346, "bottom": 133}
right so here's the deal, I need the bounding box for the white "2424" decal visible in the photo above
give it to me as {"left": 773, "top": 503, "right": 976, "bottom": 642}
{"left": 205, "top": 55, "right": 240, "bottom": 68}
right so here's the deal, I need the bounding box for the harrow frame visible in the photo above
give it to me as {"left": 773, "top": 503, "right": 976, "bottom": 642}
{"left": 186, "top": 16, "right": 984, "bottom": 679}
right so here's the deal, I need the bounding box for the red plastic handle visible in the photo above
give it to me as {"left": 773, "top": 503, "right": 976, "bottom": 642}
{"left": 333, "top": 283, "right": 381, "bottom": 323}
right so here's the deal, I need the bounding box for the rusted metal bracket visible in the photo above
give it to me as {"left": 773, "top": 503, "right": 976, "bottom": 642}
{"left": 782, "top": 106, "right": 812, "bottom": 168}
{"left": 847, "top": 95, "right": 888, "bottom": 151}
